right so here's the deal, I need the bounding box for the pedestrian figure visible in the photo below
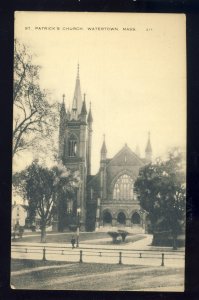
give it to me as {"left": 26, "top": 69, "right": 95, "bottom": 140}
{"left": 71, "top": 236, "right": 76, "bottom": 249}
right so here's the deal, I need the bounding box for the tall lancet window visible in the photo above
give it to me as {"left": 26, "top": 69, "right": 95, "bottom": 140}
{"left": 113, "top": 174, "right": 134, "bottom": 200}
{"left": 68, "top": 134, "right": 78, "bottom": 157}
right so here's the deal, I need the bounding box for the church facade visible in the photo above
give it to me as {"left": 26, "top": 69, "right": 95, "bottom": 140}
{"left": 58, "top": 66, "right": 152, "bottom": 233}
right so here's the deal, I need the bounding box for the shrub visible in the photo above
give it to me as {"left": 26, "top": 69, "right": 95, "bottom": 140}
{"left": 118, "top": 230, "right": 129, "bottom": 242}
{"left": 107, "top": 231, "right": 120, "bottom": 243}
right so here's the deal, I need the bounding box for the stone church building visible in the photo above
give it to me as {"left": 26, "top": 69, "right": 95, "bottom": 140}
{"left": 58, "top": 66, "right": 152, "bottom": 233}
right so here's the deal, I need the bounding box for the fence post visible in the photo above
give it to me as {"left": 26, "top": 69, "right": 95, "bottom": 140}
{"left": 42, "top": 247, "right": 46, "bottom": 261}
{"left": 161, "top": 253, "right": 164, "bottom": 266}
{"left": 139, "top": 253, "right": 142, "bottom": 258}
{"left": 119, "top": 252, "right": 122, "bottom": 264}
{"left": 79, "top": 250, "right": 83, "bottom": 263}
{"left": 61, "top": 250, "right": 64, "bottom": 255}
{"left": 25, "top": 248, "right": 28, "bottom": 253}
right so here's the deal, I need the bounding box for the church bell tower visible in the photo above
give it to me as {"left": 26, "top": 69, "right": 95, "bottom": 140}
{"left": 58, "top": 65, "right": 93, "bottom": 231}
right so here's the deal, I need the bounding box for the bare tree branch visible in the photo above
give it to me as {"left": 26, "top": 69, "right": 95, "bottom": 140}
{"left": 13, "top": 39, "right": 58, "bottom": 158}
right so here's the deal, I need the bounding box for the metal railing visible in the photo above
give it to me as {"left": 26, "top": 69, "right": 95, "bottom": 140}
{"left": 11, "top": 244, "right": 185, "bottom": 267}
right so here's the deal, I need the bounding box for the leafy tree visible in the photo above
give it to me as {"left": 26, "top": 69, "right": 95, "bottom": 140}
{"left": 13, "top": 161, "right": 80, "bottom": 242}
{"left": 134, "top": 149, "right": 186, "bottom": 249}
{"left": 50, "top": 163, "right": 80, "bottom": 232}
{"left": 13, "top": 39, "right": 58, "bottom": 157}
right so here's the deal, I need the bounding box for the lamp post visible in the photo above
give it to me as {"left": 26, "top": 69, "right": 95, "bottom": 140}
{"left": 76, "top": 207, "right": 81, "bottom": 247}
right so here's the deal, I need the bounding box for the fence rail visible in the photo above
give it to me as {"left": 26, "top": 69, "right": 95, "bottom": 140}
{"left": 11, "top": 244, "right": 185, "bottom": 267}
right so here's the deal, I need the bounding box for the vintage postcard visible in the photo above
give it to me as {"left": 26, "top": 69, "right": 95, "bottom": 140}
{"left": 11, "top": 12, "right": 186, "bottom": 291}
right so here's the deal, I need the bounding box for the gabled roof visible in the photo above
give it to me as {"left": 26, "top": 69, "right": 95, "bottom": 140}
{"left": 107, "top": 143, "right": 144, "bottom": 167}
{"left": 12, "top": 204, "right": 28, "bottom": 210}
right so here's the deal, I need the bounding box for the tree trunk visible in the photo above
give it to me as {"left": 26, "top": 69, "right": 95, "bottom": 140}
{"left": 41, "top": 225, "right": 46, "bottom": 243}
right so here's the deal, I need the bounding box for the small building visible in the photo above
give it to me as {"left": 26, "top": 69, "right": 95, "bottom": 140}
{"left": 12, "top": 203, "right": 27, "bottom": 229}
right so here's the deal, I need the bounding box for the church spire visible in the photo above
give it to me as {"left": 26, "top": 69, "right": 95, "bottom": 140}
{"left": 81, "top": 93, "right": 87, "bottom": 115}
{"left": 60, "top": 93, "right": 66, "bottom": 116}
{"left": 87, "top": 102, "right": 93, "bottom": 123}
{"left": 72, "top": 64, "right": 82, "bottom": 117}
{"left": 145, "top": 131, "right": 152, "bottom": 162}
{"left": 101, "top": 134, "right": 107, "bottom": 155}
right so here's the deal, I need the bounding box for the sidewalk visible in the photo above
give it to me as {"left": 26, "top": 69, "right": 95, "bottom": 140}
{"left": 12, "top": 234, "right": 150, "bottom": 250}
{"left": 12, "top": 234, "right": 184, "bottom": 252}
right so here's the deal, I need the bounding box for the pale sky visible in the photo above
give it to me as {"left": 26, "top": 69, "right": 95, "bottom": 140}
{"left": 14, "top": 12, "right": 186, "bottom": 175}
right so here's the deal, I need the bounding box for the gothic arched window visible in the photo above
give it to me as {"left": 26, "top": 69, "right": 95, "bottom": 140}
{"left": 68, "top": 134, "right": 78, "bottom": 157}
{"left": 131, "top": 212, "right": 141, "bottom": 224}
{"left": 113, "top": 174, "right": 134, "bottom": 200}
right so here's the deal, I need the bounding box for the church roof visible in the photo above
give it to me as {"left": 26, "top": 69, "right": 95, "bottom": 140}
{"left": 107, "top": 143, "right": 144, "bottom": 167}
{"left": 135, "top": 144, "right": 140, "bottom": 157}
{"left": 87, "top": 172, "right": 101, "bottom": 192}
{"left": 72, "top": 64, "right": 82, "bottom": 115}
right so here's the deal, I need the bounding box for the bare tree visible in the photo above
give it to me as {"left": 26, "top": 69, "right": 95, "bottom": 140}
{"left": 13, "top": 39, "right": 58, "bottom": 157}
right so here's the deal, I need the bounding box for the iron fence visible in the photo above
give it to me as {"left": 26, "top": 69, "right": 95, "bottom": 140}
{"left": 11, "top": 244, "right": 185, "bottom": 267}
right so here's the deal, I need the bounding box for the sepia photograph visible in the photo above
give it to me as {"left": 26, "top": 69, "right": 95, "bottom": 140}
{"left": 11, "top": 12, "right": 186, "bottom": 291}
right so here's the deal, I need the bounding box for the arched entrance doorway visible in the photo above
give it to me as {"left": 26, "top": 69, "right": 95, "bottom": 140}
{"left": 131, "top": 212, "right": 141, "bottom": 225}
{"left": 103, "top": 211, "right": 112, "bottom": 226}
{"left": 117, "top": 212, "right": 126, "bottom": 225}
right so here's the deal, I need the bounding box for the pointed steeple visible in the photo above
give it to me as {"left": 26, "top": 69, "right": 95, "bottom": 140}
{"left": 145, "top": 132, "right": 152, "bottom": 152}
{"left": 60, "top": 94, "right": 67, "bottom": 120}
{"left": 87, "top": 101, "right": 93, "bottom": 175}
{"left": 72, "top": 64, "right": 82, "bottom": 117}
{"left": 81, "top": 93, "right": 87, "bottom": 115}
{"left": 60, "top": 94, "right": 66, "bottom": 113}
{"left": 145, "top": 132, "right": 152, "bottom": 161}
{"left": 87, "top": 102, "right": 93, "bottom": 123}
{"left": 101, "top": 134, "right": 107, "bottom": 154}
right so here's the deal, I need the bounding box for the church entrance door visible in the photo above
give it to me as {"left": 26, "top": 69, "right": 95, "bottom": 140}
{"left": 117, "top": 212, "right": 126, "bottom": 225}
{"left": 103, "top": 211, "right": 112, "bottom": 226}
{"left": 131, "top": 212, "right": 141, "bottom": 225}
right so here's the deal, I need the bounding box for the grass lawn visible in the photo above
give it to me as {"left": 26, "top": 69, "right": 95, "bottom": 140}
{"left": 11, "top": 259, "right": 184, "bottom": 291}
{"left": 18, "top": 232, "right": 146, "bottom": 245}
{"left": 11, "top": 259, "right": 69, "bottom": 272}
{"left": 20, "top": 231, "right": 108, "bottom": 243}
